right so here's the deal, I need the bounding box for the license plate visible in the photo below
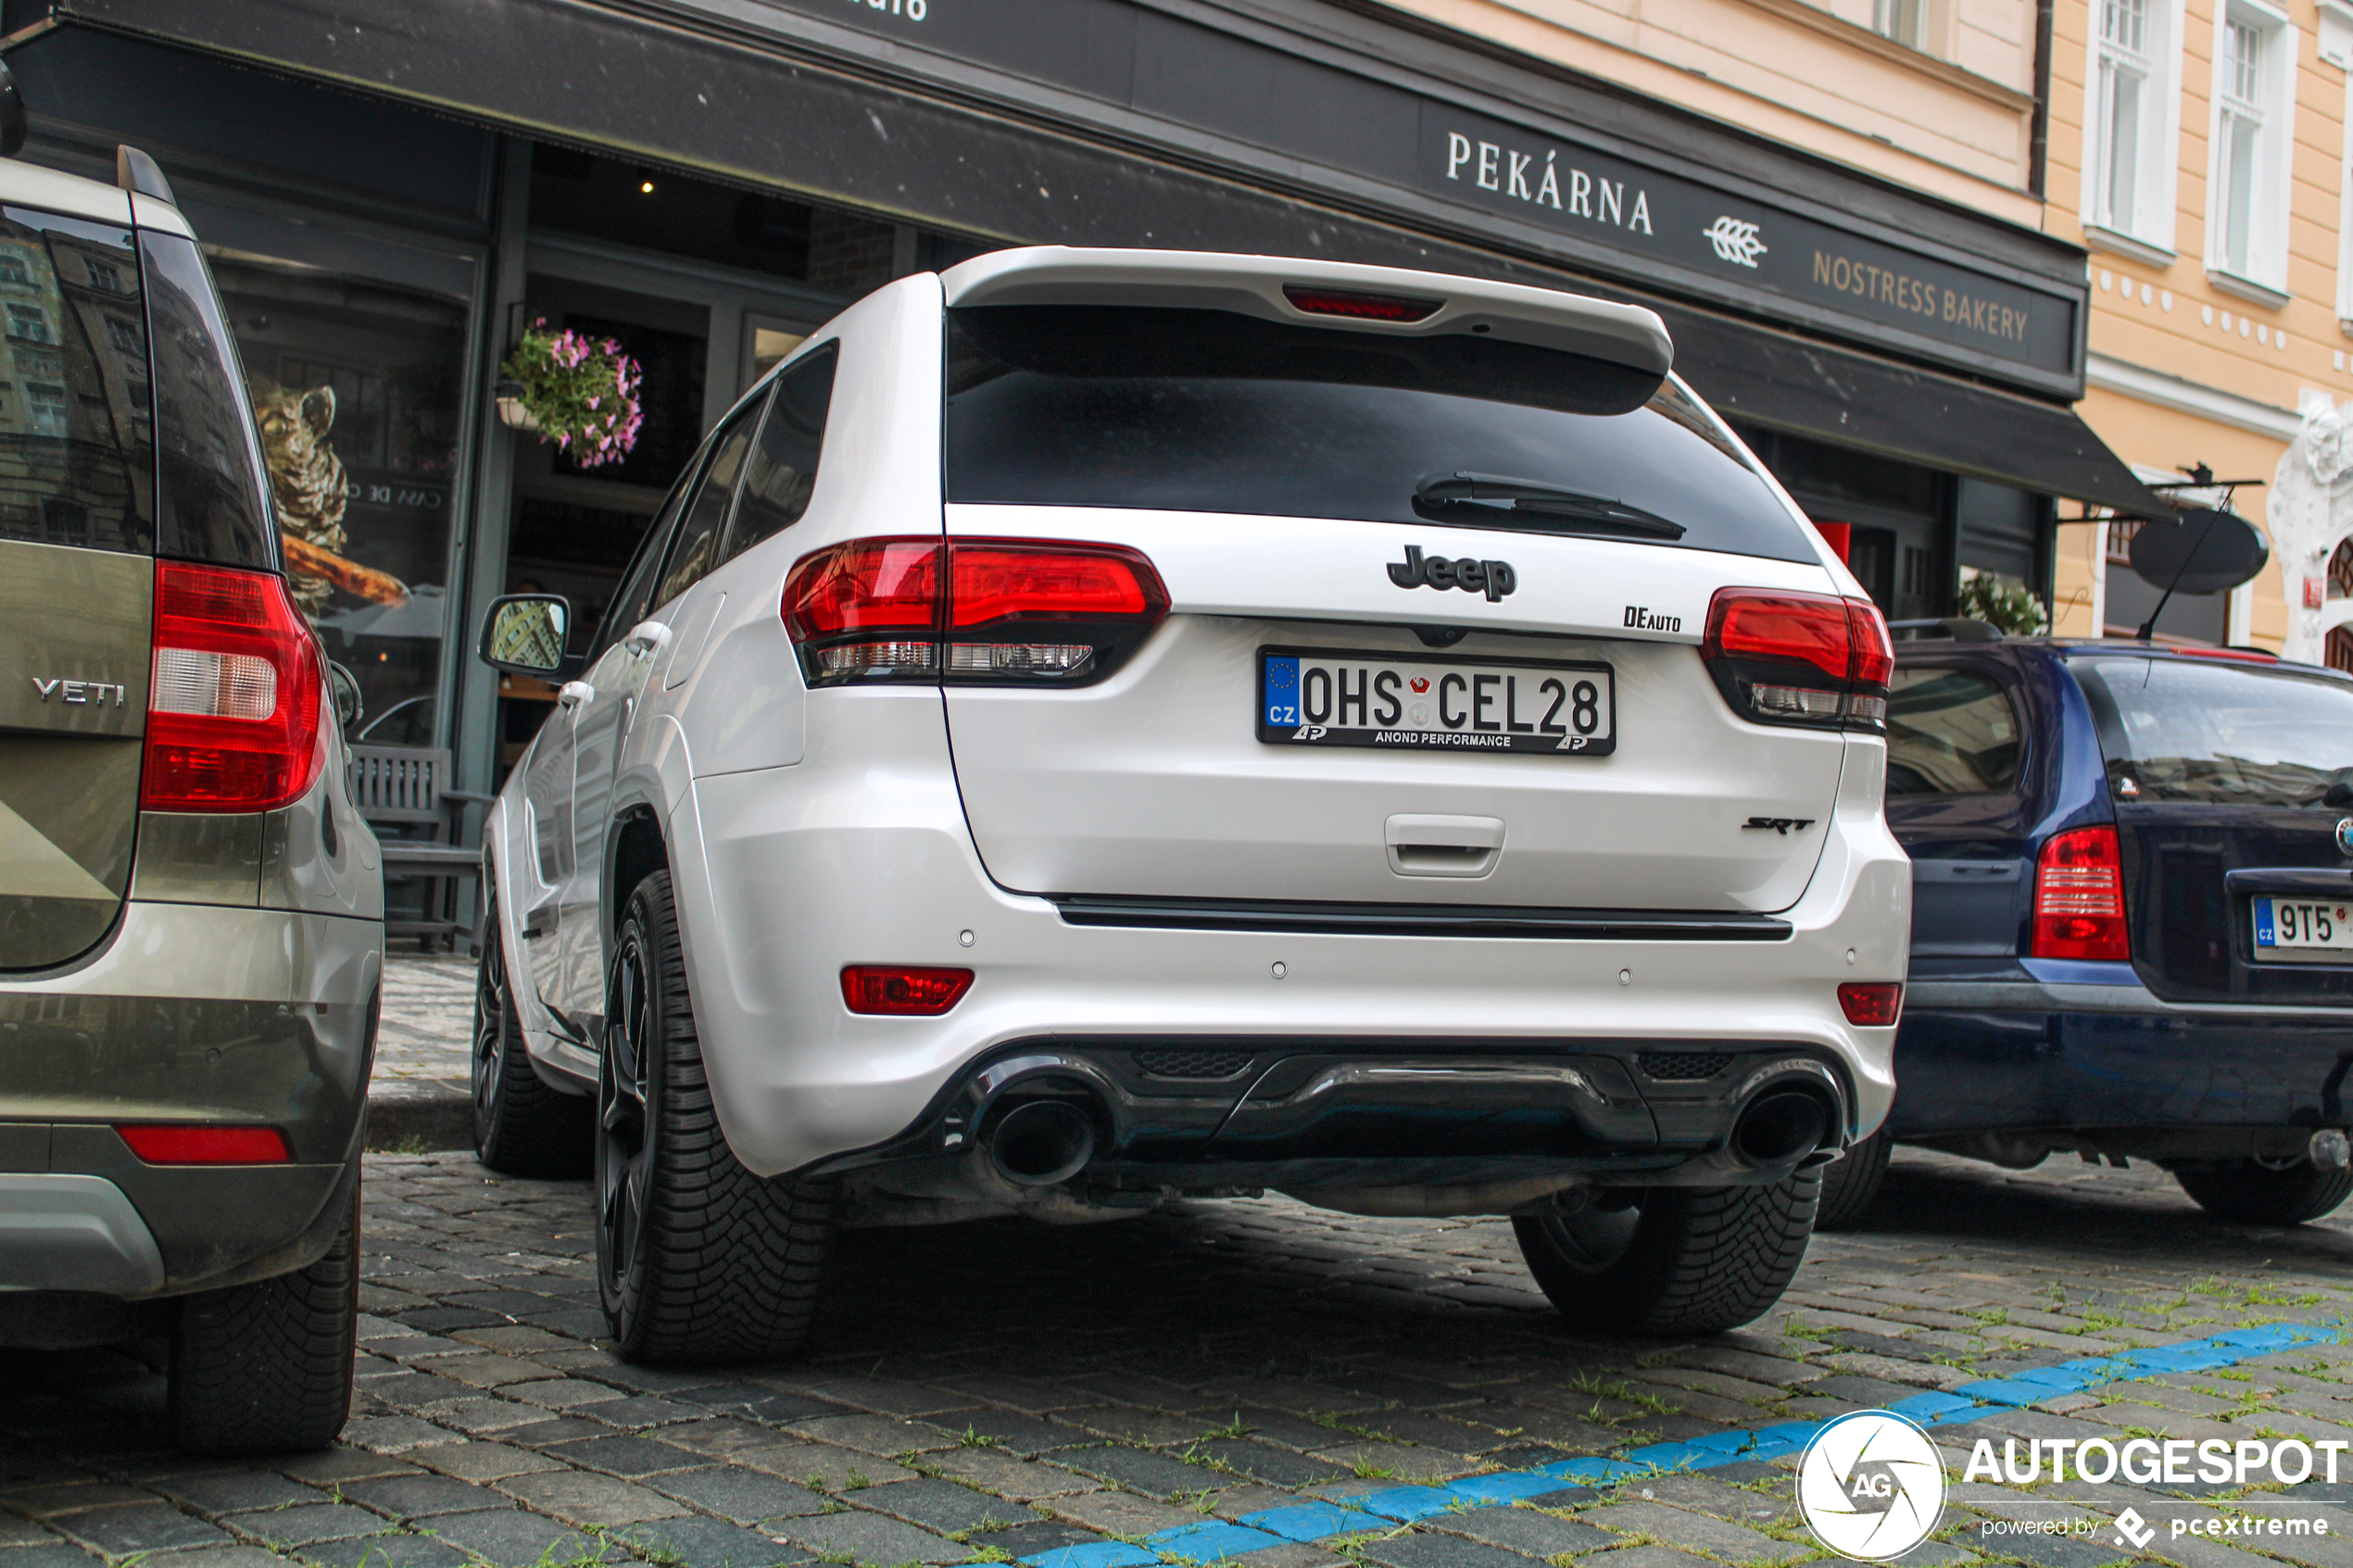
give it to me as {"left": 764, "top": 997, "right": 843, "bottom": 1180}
{"left": 2252, "top": 897, "right": 2353, "bottom": 959}
{"left": 1257, "top": 647, "right": 1616, "bottom": 756}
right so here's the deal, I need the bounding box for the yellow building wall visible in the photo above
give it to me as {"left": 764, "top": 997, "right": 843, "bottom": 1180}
{"left": 2043, "top": 0, "right": 2341, "bottom": 648}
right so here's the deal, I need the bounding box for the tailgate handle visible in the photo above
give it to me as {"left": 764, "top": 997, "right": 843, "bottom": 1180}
{"left": 1387, "top": 814, "right": 1504, "bottom": 878}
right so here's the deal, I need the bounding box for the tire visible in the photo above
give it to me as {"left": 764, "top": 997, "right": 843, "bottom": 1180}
{"left": 1513, "top": 1173, "right": 1820, "bottom": 1336}
{"left": 1812, "top": 1131, "right": 1893, "bottom": 1232}
{"left": 168, "top": 1185, "right": 359, "bottom": 1456}
{"left": 473, "top": 883, "right": 593, "bottom": 1178}
{"left": 598, "top": 870, "right": 837, "bottom": 1363}
{"left": 2173, "top": 1159, "right": 2353, "bottom": 1225}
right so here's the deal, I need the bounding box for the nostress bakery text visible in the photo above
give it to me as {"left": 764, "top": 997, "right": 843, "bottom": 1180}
{"left": 1814, "top": 248, "right": 2031, "bottom": 345}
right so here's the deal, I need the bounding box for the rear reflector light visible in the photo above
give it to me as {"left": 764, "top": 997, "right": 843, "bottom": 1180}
{"left": 783, "top": 537, "right": 1166, "bottom": 688}
{"left": 841, "top": 965, "right": 974, "bottom": 1015}
{"left": 1701, "top": 587, "right": 1891, "bottom": 732}
{"left": 143, "top": 562, "right": 324, "bottom": 813}
{"left": 2032, "top": 825, "right": 2130, "bottom": 962}
{"left": 1281, "top": 285, "right": 1442, "bottom": 322}
{"left": 1837, "top": 982, "right": 1904, "bottom": 1027}
{"left": 117, "top": 1124, "right": 291, "bottom": 1164}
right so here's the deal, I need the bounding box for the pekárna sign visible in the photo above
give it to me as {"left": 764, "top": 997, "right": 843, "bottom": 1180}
{"left": 1419, "top": 108, "right": 2071, "bottom": 380}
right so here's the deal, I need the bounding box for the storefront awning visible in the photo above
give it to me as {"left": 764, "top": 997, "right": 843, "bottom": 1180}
{"left": 1656, "top": 302, "right": 2169, "bottom": 518}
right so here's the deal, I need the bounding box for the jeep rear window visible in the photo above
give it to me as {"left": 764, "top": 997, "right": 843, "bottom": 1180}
{"left": 943, "top": 305, "right": 1818, "bottom": 563}
{"left": 2070, "top": 656, "right": 2353, "bottom": 806}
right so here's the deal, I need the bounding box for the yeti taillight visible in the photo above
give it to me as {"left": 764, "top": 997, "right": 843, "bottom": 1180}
{"left": 142, "top": 562, "right": 324, "bottom": 813}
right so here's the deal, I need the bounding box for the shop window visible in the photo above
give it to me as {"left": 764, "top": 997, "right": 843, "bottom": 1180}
{"left": 2086, "top": 0, "right": 2181, "bottom": 250}
{"left": 2207, "top": 0, "right": 2294, "bottom": 291}
{"left": 1886, "top": 668, "right": 2021, "bottom": 795}
{"left": 0, "top": 209, "right": 150, "bottom": 554}
{"left": 208, "top": 250, "right": 470, "bottom": 745}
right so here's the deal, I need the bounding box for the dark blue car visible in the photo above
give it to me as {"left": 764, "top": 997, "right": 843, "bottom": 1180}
{"left": 1818, "top": 629, "right": 2353, "bottom": 1229}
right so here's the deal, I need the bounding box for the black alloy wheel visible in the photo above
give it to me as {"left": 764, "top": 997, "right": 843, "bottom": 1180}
{"left": 595, "top": 870, "right": 837, "bottom": 1363}
{"left": 597, "top": 910, "right": 657, "bottom": 1325}
{"left": 472, "top": 881, "right": 591, "bottom": 1177}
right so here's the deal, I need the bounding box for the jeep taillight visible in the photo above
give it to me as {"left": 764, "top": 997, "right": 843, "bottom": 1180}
{"left": 142, "top": 561, "right": 324, "bottom": 813}
{"left": 1701, "top": 588, "right": 1890, "bottom": 733}
{"left": 782, "top": 536, "right": 1168, "bottom": 687}
{"left": 2032, "top": 825, "right": 2130, "bottom": 962}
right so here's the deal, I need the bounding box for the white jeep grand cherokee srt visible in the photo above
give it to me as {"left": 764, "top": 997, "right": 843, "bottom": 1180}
{"left": 472, "top": 247, "right": 1909, "bottom": 1361}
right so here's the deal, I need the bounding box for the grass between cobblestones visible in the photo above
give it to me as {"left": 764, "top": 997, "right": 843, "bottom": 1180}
{"left": 1, "top": 1145, "right": 2349, "bottom": 1568}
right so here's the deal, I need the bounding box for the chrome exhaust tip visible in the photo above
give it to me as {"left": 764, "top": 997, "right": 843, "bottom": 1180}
{"left": 985, "top": 1098, "right": 1098, "bottom": 1186}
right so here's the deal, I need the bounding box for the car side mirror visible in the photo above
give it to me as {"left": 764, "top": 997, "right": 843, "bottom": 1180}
{"left": 325, "top": 660, "right": 364, "bottom": 734}
{"left": 479, "top": 594, "right": 572, "bottom": 675}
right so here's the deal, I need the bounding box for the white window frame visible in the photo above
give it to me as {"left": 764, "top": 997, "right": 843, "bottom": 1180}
{"left": 2082, "top": 0, "right": 2183, "bottom": 254}
{"left": 2206, "top": 0, "right": 2296, "bottom": 294}
{"left": 2332, "top": 1, "right": 2353, "bottom": 324}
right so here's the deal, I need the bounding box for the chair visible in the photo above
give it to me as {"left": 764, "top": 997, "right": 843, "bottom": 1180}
{"left": 347, "top": 745, "right": 491, "bottom": 951}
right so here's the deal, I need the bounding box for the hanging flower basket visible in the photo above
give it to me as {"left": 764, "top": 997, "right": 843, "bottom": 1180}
{"left": 497, "top": 321, "right": 643, "bottom": 468}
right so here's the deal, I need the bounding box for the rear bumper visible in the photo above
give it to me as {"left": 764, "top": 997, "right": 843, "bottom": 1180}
{"left": 668, "top": 695, "right": 1909, "bottom": 1179}
{"left": 812, "top": 1037, "right": 1854, "bottom": 1193}
{"left": 0, "top": 900, "right": 381, "bottom": 1302}
{"left": 1890, "top": 970, "right": 2353, "bottom": 1147}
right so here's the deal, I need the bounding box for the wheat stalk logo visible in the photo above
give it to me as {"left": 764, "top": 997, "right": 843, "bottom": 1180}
{"left": 1703, "top": 216, "right": 1768, "bottom": 267}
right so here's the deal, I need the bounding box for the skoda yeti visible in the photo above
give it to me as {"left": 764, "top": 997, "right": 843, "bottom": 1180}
{"left": 0, "top": 144, "right": 380, "bottom": 1452}
{"left": 473, "top": 247, "right": 1910, "bottom": 1361}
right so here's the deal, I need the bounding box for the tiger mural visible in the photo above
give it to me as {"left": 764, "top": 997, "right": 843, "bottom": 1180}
{"left": 248, "top": 378, "right": 408, "bottom": 618}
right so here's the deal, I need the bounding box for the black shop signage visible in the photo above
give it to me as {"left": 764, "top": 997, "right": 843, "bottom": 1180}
{"left": 1416, "top": 108, "right": 2073, "bottom": 379}
{"left": 696, "top": 0, "right": 2082, "bottom": 384}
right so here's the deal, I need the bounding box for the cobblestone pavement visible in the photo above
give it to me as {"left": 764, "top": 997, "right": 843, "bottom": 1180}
{"left": 4, "top": 1142, "right": 2351, "bottom": 1568}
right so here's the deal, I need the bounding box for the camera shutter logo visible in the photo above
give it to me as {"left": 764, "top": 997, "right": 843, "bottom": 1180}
{"left": 1796, "top": 1411, "right": 1946, "bottom": 1561}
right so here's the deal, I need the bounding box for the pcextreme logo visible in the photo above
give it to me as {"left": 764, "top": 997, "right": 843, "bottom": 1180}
{"left": 1796, "top": 1411, "right": 1946, "bottom": 1560}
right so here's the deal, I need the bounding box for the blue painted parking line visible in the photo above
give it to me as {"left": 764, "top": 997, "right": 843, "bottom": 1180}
{"left": 1016, "top": 1322, "right": 2344, "bottom": 1565}
{"left": 1238, "top": 1500, "right": 1378, "bottom": 1541}
{"left": 1142, "top": 1520, "right": 1288, "bottom": 1560}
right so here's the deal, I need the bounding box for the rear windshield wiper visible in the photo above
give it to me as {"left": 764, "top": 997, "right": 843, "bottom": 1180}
{"left": 1414, "top": 472, "right": 1687, "bottom": 539}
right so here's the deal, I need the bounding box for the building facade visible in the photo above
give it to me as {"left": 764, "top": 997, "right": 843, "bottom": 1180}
{"left": 0, "top": 0, "right": 2157, "bottom": 813}
{"left": 2045, "top": 0, "right": 2353, "bottom": 646}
